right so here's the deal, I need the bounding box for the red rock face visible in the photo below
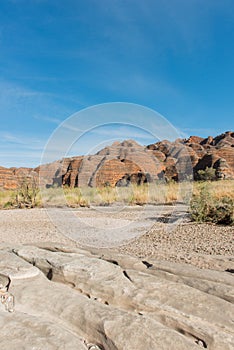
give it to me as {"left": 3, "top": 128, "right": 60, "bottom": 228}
{"left": 185, "top": 136, "right": 204, "bottom": 144}
{"left": 0, "top": 167, "right": 18, "bottom": 189}
{"left": 36, "top": 160, "right": 64, "bottom": 188}
{"left": 95, "top": 159, "right": 142, "bottom": 187}
{"left": 0, "top": 131, "right": 233, "bottom": 190}
{"left": 147, "top": 131, "right": 234, "bottom": 181}
{"left": 0, "top": 167, "right": 36, "bottom": 190}
{"left": 61, "top": 157, "right": 83, "bottom": 187}
{"left": 61, "top": 140, "right": 162, "bottom": 188}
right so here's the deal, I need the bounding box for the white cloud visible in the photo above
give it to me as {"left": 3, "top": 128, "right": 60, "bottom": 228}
{"left": 180, "top": 127, "right": 222, "bottom": 137}
{"left": 0, "top": 131, "right": 43, "bottom": 146}
{"left": 33, "top": 115, "right": 62, "bottom": 125}
{"left": 0, "top": 80, "right": 51, "bottom": 101}
{"left": 88, "top": 125, "right": 155, "bottom": 141}
{"left": 0, "top": 148, "right": 43, "bottom": 168}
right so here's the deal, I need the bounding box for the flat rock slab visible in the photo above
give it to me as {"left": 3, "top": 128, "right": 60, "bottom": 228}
{"left": 0, "top": 244, "right": 233, "bottom": 349}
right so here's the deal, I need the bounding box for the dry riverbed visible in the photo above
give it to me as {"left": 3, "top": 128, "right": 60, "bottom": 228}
{"left": 0, "top": 206, "right": 233, "bottom": 349}
{"left": 0, "top": 206, "right": 233, "bottom": 271}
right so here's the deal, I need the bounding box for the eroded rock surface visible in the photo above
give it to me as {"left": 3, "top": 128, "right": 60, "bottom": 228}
{"left": 0, "top": 167, "right": 37, "bottom": 190}
{"left": 147, "top": 130, "right": 234, "bottom": 181}
{"left": 50, "top": 131, "right": 234, "bottom": 186}
{"left": 0, "top": 244, "right": 233, "bottom": 349}
{"left": 1, "top": 131, "right": 234, "bottom": 189}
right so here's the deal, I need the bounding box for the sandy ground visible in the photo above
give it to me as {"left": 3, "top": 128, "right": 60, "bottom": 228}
{"left": 0, "top": 206, "right": 233, "bottom": 270}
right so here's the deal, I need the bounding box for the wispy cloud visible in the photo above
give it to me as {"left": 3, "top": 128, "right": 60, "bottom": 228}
{"left": 88, "top": 125, "right": 155, "bottom": 141}
{"left": 180, "top": 127, "right": 223, "bottom": 137}
{"left": 0, "top": 80, "right": 52, "bottom": 101}
{"left": 1, "top": 132, "right": 23, "bottom": 144}
{"left": 62, "top": 123, "right": 84, "bottom": 132}
{"left": 33, "top": 115, "right": 62, "bottom": 125}
{"left": 0, "top": 79, "right": 85, "bottom": 115}
{"left": 0, "top": 150, "right": 43, "bottom": 168}
{"left": 0, "top": 131, "right": 47, "bottom": 167}
{"left": 0, "top": 131, "right": 43, "bottom": 146}
{"left": 94, "top": 0, "right": 234, "bottom": 59}
{"left": 103, "top": 73, "right": 180, "bottom": 100}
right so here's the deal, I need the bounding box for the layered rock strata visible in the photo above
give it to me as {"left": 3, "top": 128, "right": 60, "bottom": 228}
{"left": 0, "top": 131, "right": 233, "bottom": 189}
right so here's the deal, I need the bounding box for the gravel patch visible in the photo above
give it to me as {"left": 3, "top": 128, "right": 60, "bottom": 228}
{"left": 117, "top": 221, "right": 234, "bottom": 270}
{"left": 0, "top": 207, "right": 233, "bottom": 270}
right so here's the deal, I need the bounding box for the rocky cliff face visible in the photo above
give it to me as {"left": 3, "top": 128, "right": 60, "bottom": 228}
{"left": 0, "top": 167, "right": 37, "bottom": 190}
{"left": 38, "top": 140, "right": 163, "bottom": 188}
{"left": 147, "top": 130, "right": 234, "bottom": 181}
{"left": 59, "top": 131, "right": 234, "bottom": 187}
{"left": 0, "top": 131, "right": 233, "bottom": 189}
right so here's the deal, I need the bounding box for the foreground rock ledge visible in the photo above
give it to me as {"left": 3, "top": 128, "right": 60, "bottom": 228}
{"left": 0, "top": 244, "right": 233, "bottom": 350}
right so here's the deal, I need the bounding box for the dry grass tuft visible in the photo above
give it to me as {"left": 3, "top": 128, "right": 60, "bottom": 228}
{"left": 0, "top": 180, "right": 233, "bottom": 213}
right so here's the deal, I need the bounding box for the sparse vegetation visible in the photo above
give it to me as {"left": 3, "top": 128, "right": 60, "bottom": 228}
{"left": 0, "top": 179, "right": 233, "bottom": 225}
{"left": 190, "top": 182, "right": 234, "bottom": 225}
{"left": 0, "top": 190, "right": 17, "bottom": 209}
{"left": 16, "top": 176, "right": 40, "bottom": 208}
{"left": 0, "top": 176, "right": 40, "bottom": 209}
{"left": 196, "top": 167, "right": 217, "bottom": 181}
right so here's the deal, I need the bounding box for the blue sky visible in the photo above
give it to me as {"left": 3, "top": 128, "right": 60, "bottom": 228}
{"left": 0, "top": 0, "right": 234, "bottom": 167}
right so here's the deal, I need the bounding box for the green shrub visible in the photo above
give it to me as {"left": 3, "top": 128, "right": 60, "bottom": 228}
{"left": 190, "top": 184, "right": 233, "bottom": 225}
{"left": 196, "top": 167, "right": 216, "bottom": 181}
{"left": 3, "top": 200, "right": 15, "bottom": 209}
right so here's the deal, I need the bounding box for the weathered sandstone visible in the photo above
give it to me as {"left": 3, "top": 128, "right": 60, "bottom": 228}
{"left": 0, "top": 244, "right": 233, "bottom": 349}
{"left": 0, "top": 131, "right": 233, "bottom": 189}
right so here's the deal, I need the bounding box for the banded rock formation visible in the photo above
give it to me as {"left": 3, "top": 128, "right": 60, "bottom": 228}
{"left": 38, "top": 140, "right": 163, "bottom": 188}
{"left": 0, "top": 167, "right": 37, "bottom": 190}
{"left": 0, "top": 131, "right": 233, "bottom": 189}
{"left": 147, "top": 131, "right": 234, "bottom": 181}
{"left": 59, "top": 131, "right": 234, "bottom": 187}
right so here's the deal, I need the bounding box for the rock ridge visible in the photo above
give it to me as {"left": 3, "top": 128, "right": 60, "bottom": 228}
{"left": 0, "top": 131, "right": 233, "bottom": 189}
